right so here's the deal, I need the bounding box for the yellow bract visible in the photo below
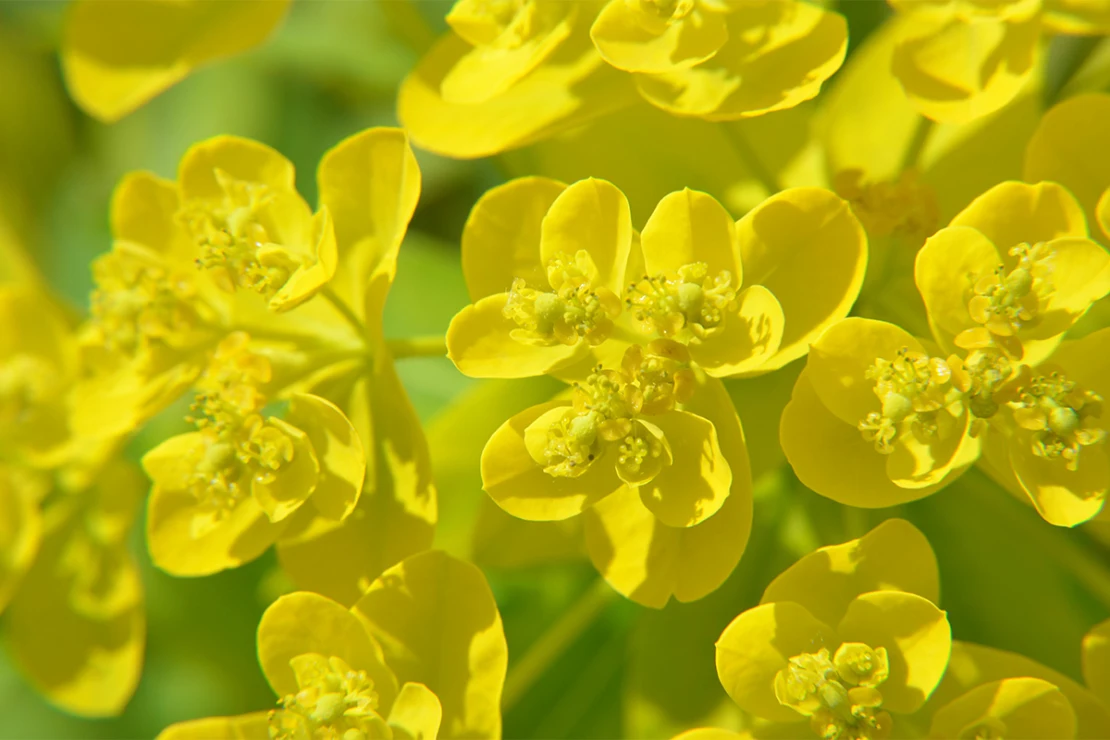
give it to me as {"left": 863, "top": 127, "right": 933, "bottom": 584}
{"left": 62, "top": 0, "right": 292, "bottom": 122}
{"left": 156, "top": 551, "right": 506, "bottom": 740}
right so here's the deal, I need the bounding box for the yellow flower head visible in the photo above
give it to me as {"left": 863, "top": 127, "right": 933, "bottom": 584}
{"left": 482, "top": 342, "right": 731, "bottom": 528}
{"left": 156, "top": 551, "right": 508, "bottom": 740}
{"left": 449, "top": 178, "right": 866, "bottom": 381}
{"left": 142, "top": 332, "right": 366, "bottom": 577}
{"left": 716, "top": 520, "right": 952, "bottom": 740}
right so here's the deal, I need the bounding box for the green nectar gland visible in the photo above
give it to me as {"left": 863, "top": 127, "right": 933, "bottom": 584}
{"left": 626, "top": 262, "right": 736, "bottom": 342}
{"left": 858, "top": 347, "right": 961, "bottom": 454}
{"left": 774, "top": 644, "right": 893, "bottom": 740}
{"left": 1013, "top": 371, "right": 1106, "bottom": 471}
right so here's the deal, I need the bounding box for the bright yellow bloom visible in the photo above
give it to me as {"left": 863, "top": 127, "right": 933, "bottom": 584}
{"left": 448, "top": 177, "right": 866, "bottom": 380}
{"left": 482, "top": 342, "right": 731, "bottom": 528}
{"left": 142, "top": 332, "right": 366, "bottom": 576}
{"left": 62, "top": 0, "right": 292, "bottom": 122}
{"left": 887, "top": 0, "right": 1110, "bottom": 123}
{"left": 156, "top": 551, "right": 508, "bottom": 739}
{"left": 715, "top": 519, "right": 952, "bottom": 739}
{"left": 398, "top": 0, "right": 847, "bottom": 158}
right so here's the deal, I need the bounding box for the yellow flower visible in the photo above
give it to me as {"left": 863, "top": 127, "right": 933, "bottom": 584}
{"left": 482, "top": 341, "right": 731, "bottom": 528}
{"left": 449, "top": 178, "right": 866, "bottom": 380}
{"left": 715, "top": 519, "right": 952, "bottom": 740}
{"left": 887, "top": 0, "right": 1110, "bottom": 123}
{"left": 142, "top": 332, "right": 366, "bottom": 576}
{"left": 156, "top": 551, "right": 508, "bottom": 740}
{"left": 921, "top": 640, "right": 1110, "bottom": 738}
{"left": 915, "top": 180, "right": 1110, "bottom": 366}
{"left": 398, "top": 0, "right": 847, "bottom": 157}
{"left": 62, "top": 0, "right": 293, "bottom": 122}
{"left": 781, "top": 317, "right": 981, "bottom": 507}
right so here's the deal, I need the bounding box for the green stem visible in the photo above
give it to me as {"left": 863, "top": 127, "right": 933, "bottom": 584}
{"left": 720, "top": 122, "right": 783, "bottom": 196}
{"left": 501, "top": 578, "right": 617, "bottom": 712}
{"left": 319, "top": 286, "right": 368, "bottom": 340}
{"left": 899, "top": 116, "right": 935, "bottom": 174}
{"left": 386, "top": 335, "right": 447, "bottom": 359}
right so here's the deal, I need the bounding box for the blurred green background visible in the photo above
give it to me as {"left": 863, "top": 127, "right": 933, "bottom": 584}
{"left": 2, "top": 1, "right": 1109, "bottom": 738}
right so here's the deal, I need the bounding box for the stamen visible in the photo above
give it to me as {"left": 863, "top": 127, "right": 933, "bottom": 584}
{"left": 858, "top": 347, "right": 960, "bottom": 454}
{"left": 269, "top": 654, "right": 382, "bottom": 740}
{"left": 958, "top": 242, "right": 1053, "bottom": 353}
{"left": 626, "top": 262, "right": 736, "bottom": 340}
{"left": 1013, "top": 371, "right": 1105, "bottom": 471}
{"left": 503, "top": 251, "right": 621, "bottom": 347}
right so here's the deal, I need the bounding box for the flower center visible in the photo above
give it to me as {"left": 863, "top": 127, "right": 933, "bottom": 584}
{"left": 858, "top": 347, "right": 960, "bottom": 454}
{"left": 89, "top": 245, "right": 202, "bottom": 355}
{"left": 183, "top": 333, "right": 298, "bottom": 528}
{"left": 626, "top": 262, "right": 736, "bottom": 341}
{"left": 269, "top": 654, "right": 382, "bottom": 740}
{"left": 775, "top": 644, "right": 892, "bottom": 740}
{"left": 948, "top": 347, "right": 1021, "bottom": 420}
{"left": 833, "top": 169, "right": 939, "bottom": 242}
{"left": 1013, "top": 372, "right": 1105, "bottom": 471}
{"left": 503, "top": 250, "right": 621, "bottom": 347}
{"left": 526, "top": 344, "right": 689, "bottom": 482}
{"left": 179, "top": 169, "right": 293, "bottom": 298}
{"left": 962, "top": 242, "right": 1053, "bottom": 348}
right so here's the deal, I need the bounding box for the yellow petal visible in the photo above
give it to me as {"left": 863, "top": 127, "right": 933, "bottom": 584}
{"left": 447, "top": 294, "right": 586, "bottom": 378}
{"left": 61, "top": 0, "right": 291, "bottom": 122}
{"left": 6, "top": 497, "right": 143, "bottom": 717}
{"left": 1024, "top": 93, "right": 1110, "bottom": 234}
{"left": 929, "top": 677, "right": 1077, "bottom": 740}
{"left": 715, "top": 601, "right": 839, "bottom": 722}
{"left": 890, "top": 9, "right": 1038, "bottom": 124}
{"left": 637, "top": 410, "right": 731, "bottom": 527}
{"left": 641, "top": 188, "right": 740, "bottom": 280}
{"left": 482, "top": 401, "right": 624, "bottom": 520}
{"left": 251, "top": 418, "right": 321, "bottom": 524}
{"left": 1082, "top": 618, "right": 1110, "bottom": 710}
{"left": 886, "top": 408, "right": 973, "bottom": 489}
{"left": 109, "top": 171, "right": 191, "bottom": 260}
{"left": 442, "top": 11, "right": 574, "bottom": 103}
{"left": 1100, "top": 188, "right": 1110, "bottom": 243}
{"left": 316, "top": 127, "right": 421, "bottom": 325}
{"left": 178, "top": 135, "right": 296, "bottom": 201}
{"left": 1008, "top": 433, "right": 1107, "bottom": 527}
{"left": 635, "top": 2, "right": 846, "bottom": 120}
{"left": 807, "top": 318, "right": 924, "bottom": 427}
{"left": 950, "top": 180, "right": 1089, "bottom": 251}
{"left": 277, "top": 352, "right": 435, "bottom": 606}
{"left": 780, "top": 370, "right": 956, "bottom": 506}
{"left": 591, "top": 1, "right": 728, "bottom": 74}
{"left": 398, "top": 30, "right": 637, "bottom": 159}
{"left": 1036, "top": 237, "right": 1110, "bottom": 329}
{"left": 695, "top": 284, "right": 784, "bottom": 378}
{"left": 462, "top": 177, "right": 567, "bottom": 302}
{"left": 388, "top": 682, "right": 444, "bottom": 740}
{"left": 760, "top": 518, "right": 940, "bottom": 628}
{"left": 540, "top": 177, "right": 633, "bottom": 293}
{"left": 735, "top": 188, "right": 867, "bottom": 371}
{"left": 268, "top": 206, "right": 338, "bottom": 312}
{"left": 915, "top": 225, "right": 1002, "bottom": 340}
{"left": 1051, "top": 327, "right": 1110, "bottom": 406}
{"left": 930, "top": 641, "right": 1110, "bottom": 739}
{"left": 836, "top": 590, "right": 951, "bottom": 714}
{"left": 257, "top": 591, "right": 398, "bottom": 709}
{"left": 284, "top": 393, "right": 366, "bottom": 522}
{"left": 583, "top": 376, "right": 753, "bottom": 606}
{"left": 352, "top": 551, "right": 508, "bottom": 739}
{"left": 155, "top": 712, "right": 271, "bottom": 740}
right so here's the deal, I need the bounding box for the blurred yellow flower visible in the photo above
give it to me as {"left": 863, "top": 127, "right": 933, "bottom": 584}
{"left": 62, "top": 0, "right": 292, "bottom": 122}
{"left": 156, "top": 551, "right": 507, "bottom": 739}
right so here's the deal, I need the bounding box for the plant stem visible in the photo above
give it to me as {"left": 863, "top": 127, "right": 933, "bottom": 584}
{"left": 720, "top": 122, "right": 783, "bottom": 196}
{"left": 899, "top": 115, "right": 935, "bottom": 174}
{"left": 502, "top": 578, "right": 617, "bottom": 712}
{"left": 386, "top": 335, "right": 447, "bottom": 359}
